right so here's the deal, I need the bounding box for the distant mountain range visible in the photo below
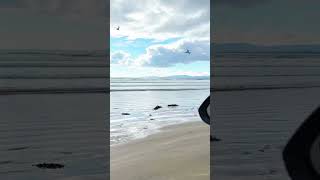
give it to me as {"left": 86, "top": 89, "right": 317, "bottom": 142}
{"left": 148, "top": 75, "right": 209, "bottom": 80}
{"left": 214, "top": 43, "right": 320, "bottom": 53}
{"left": 112, "top": 75, "right": 210, "bottom": 80}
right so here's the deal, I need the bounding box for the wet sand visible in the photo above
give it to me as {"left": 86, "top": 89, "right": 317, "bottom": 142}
{"left": 111, "top": 122, "right": 210, "bottom": 180}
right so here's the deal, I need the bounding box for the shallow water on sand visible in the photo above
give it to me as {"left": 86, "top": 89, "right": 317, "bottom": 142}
{"left": 111, "top": 79, "right": 209, "bottom": 145}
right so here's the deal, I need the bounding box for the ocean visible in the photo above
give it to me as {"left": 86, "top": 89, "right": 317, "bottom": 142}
{"left": 110, "top": 78, "right": 210, "bottom": 145}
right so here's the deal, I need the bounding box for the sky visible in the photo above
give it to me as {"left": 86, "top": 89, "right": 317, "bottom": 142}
{"left": 212, "top": 0, "right": 320, "bottom": 45}
{"left": 110, "top": 0, "right": 210, "bottom": 78}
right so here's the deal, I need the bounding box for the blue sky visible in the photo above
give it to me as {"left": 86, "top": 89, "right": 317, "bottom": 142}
{"left": 110, "top": 0, "right": 210, "bottom": 78}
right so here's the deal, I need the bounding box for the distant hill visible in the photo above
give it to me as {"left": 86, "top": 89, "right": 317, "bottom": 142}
{"left": 157, "top": 75, "right": 209, "bottom": 80}
{"left": 111, "top": 75, "right": 210, "bottom": 80}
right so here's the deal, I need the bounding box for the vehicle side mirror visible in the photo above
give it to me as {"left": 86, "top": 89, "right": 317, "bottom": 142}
{"left": 283, "top": 106, "right": 320, "bottom": 180}
{"left": 199, "top": 96, "right": 210, "bottom": 125}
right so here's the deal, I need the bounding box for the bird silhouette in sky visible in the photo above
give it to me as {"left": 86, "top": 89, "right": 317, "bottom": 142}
{"left": 116, "top": 26, "right": 120, "bottom": 30}
{"left": 185, "top": 49, "right": 191, "bottom": 54}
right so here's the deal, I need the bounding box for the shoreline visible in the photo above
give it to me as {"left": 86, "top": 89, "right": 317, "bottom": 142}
{"left": 111, "top": 121, "right": 210, "bottom": 180}
{"left": 110, "top": 119, "right": 200, "bottom": 147}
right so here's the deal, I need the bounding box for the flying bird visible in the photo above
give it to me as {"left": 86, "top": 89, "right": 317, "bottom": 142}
{"left": 185, "top": 49, "right": 191, "bottom": 54}
{"left": 116, "top": 26, "right": 120, "bottom": 30}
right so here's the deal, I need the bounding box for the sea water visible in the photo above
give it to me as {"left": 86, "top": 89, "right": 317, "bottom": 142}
{"left": 110, "top": 79, "right": 210, "bottom": 145}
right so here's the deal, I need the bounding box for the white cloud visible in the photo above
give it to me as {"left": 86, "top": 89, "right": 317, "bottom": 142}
{"left": 110, "top": 0, "right": 210, "bottom": 40}
{"left": 111, "top": 51, "right": 133, "bottom": 65}
{"left": 112, "top": 39, "right": 209, "bottom": 67}
{"left": 136, "top": 39, "right": 210, "bottom": 67}
{"left": 111, "top": 0, "right": 210, "bottom": 73}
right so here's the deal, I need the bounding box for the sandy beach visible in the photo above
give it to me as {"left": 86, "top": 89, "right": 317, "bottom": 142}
{"left": 111, "top": 121, "right": 209, "bottom": 180}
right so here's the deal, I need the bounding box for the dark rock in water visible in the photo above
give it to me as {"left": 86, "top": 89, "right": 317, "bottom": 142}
{"left": 210, "top": 136, "right": 221, "bottom": 142}
{"left": 33, "top": 163, "right": 64, "bottom": 169}
{"left": 150, "top": 118, "right": 155, "bottom": 121}
{"left": 121, "top": 113, "right": 130, "bottom": 115}
{"left": 149, "top": 114, "right": 152, "bottom": 116}
{"left": 153, "top": 105, "right": 162, "bottom": 110}
{"left": 168, "top": 104, "right": 179, "bottom": 107}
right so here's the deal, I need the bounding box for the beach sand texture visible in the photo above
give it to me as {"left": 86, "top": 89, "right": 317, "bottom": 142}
{"left": 111, "top": 122, "right": 210, "bottom": 180}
